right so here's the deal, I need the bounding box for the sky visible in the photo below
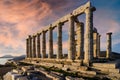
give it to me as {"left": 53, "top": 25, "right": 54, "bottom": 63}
{"left": 0, "top": 0, "right": 120, "bottom": 57}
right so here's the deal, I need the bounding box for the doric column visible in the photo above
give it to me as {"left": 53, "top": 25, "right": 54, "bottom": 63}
{"left": 29, "top": 35, "right": 32, "bottom": 58}
{"left": 57, "top": 23, "right": 63, "bottom": 59}
{"left": 84, "top": 3, "right": 96, "bottom": 66}
{"left": 97, "top": 34, "right": 101, "bottom": 58}
{"left": 26, "top": 38, "right": 29, "bottom": 58}
{"left": 106, "top": 32, "right": 112, "bottom": 59}
{"left": 37, "top": 33, "right": 41, "bottom": 58}
{"left": 76, "top": 22, "right": 84, "bottom": 60}
{"left": 48, "top": 27, "right": 53, "bottom": 58}
{"left": 68, "top": 15, "right": 75, "bottom": 60}
{"left": 93, "top": 32, "right": 98, "bottom": 58}
{"left": 32, "top": 35, "right": 36, "bottom": 58}
{"left": 42, "top": 31, "right": 46, "bottom": 58}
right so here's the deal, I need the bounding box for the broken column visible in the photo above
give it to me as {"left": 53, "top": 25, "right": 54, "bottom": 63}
{"left": 106, "top": 32, "right": 112, "bottom": 59}
{"left": 76, "top": 22, "right": 84, "bottom": 60}
{"left": 37, "top": 33, "right": 41, "bottom": 58}
{"left": 84, "top": 2, "right": 96, "bottom": 65}
{"left": 32, "top": 35, "right": 36, "bottom": 58}
{"left": 42, "top": 31, "right": 46, "bottom": 58}
{"left": 48, "top": 26, "right": 53, "bottom": 58}
{"left": 68, "top": 15, "right": 75, "bottom": 60}
{"left": 57, "top": 23, "right": 63, "bottom": 59}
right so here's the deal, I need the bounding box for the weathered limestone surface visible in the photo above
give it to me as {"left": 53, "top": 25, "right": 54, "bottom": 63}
{"left": 37, "top": 33, "right": 41, "bottom": 58}
{"left": 76, "top": 22, "right": 84, "bottom": 59}
{"left": 106, "top": 32, "right": 112, "bottom": 59}
{"left": 68, "top": 15, "right": 75, "bottom": 60}
{"left": 84, "top": 3, "right": 96, "bottom": 65}
{"left": 29, "top": 35, "right": 32, "bottom": 58}
{"left": 26, "top": 38, "right": 29, "bottom": 58}
{"left": 32, "top": 35, "right": 36, "bottom": 58}
{"left": 48, "top": 26, "right": 53, "bottom": 58}
{"left": 97, "top": 34, "right": 101, "bottom": 57}
{"left": 42, "top": 31, "right": 46, "bottom": 58}
{"left": 57, "top": 23, "right": 63, "bottom": 59}
{"left": 93, "top": 32, "right": 98, "bottom": 58}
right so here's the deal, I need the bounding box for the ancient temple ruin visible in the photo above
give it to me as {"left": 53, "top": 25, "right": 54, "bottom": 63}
{"left": 25, "top": 1, "right": 112, "bottom": 66}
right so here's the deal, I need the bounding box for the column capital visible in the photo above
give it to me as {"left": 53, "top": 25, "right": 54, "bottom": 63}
{"left": 106, "top": 32, "right": 112, "bottom": 35}
{"left": 84, "top": 7, "right": 96, "bottom": 14}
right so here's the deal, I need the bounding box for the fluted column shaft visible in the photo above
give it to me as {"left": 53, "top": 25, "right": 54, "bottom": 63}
{"left": 97, "top": 34, "right": 101, "bottom": 57}
{"left": 84, "top": 6, "right": 95, "bottom": 65}
{"left": 106, "top": 32, "right": 112, "bottom": 59}
{"left": 48, "top": 27, "right": 53, "bottom": 58}
{"left": 57, "top": 23, "right": 63, "bottom": 59}
{"left": 37, "top": 33, "right": 41, "bottom": 58}
{"left": 26, "top": 38, "right": 29, "bottom": 58}
{"left": 76, "top": 22, "right": 84, "bottom": 59}
{"left": 32, "top": 36, "right": 36, "bottom": 58}
{"left": 93, "top": 32, "right": 98, "bottom": 58}
{"left": 42, "top": 31, "right": 46, "bottom": 58}
{"left": 29, "top": 35, "right": 32, "bottom": 58}
{"left": 68, "top": 16, "right": 75, "bottom": 60}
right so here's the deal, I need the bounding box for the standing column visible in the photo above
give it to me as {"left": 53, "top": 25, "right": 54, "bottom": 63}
{"left": 26, "top": 38, "right": 29, "bottom": 58}
{"left": 37, "top": 33, "right": 41, "bottom": 58}
{"left": 68, "top": 15, "right": 75, "bottom": 60}
{"left": 29, "top": 35, "right": 32, "bottom": 58}
{"left": 32, "top": 35, "right": 36, "bottom": 58}
{"left": 76, "top": 22, "right": 84, "bottom": 59}
{"left": 42, "top": 31, "right": 46, "bottom": 58}
{"left": 84, "top": 4, "right": 96, "bottom": 66}
{"left": 106, "top": 32, "right": 112, "bottom": 59}
{"left": 97, "top": 34, "right": 101, "bottom": 58}
{"left": 48, "top": 27, "right": 53, "bottom": 58}
{"left": 93, "top": 32, "right": 98, "bottom": 58}
{"left": 57, "top": 23, "right": 63, "bottom": 59}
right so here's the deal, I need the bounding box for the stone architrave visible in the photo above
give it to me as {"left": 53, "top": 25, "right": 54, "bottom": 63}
{"left": 84, "top": 3, "right": 96, "bottom": 66}
{"left": 32, "top": 35, "right": 36, "bottom": 58}
{"left": 37, "top": 33, "right": 41, "bottom": 58}
{"left": 48, "top": 27, "right": 53, "bottom": 58}
{"left": 106, "top": 32, "right": 112, "bottom": 59}
{"left": 57, "top": 23, "right": 63, "bottom": 59}
{"left": 42, "top": 31, "right": 46, "bottom": 58}
{"left": 68, "top": 15, "right": 75, "bottom": 60}
{"left": 76, "top": 22, "right": 84, "bottom": 59}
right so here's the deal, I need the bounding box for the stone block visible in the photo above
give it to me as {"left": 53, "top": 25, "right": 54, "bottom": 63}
{"left": 93, "top": 63, "right": 116, "bottom": 69}
{"left": 54, "top": 64, "right": 63, "bottom": 68}
{"left": 79, "top": 71, "right": 96, "bottom": 76}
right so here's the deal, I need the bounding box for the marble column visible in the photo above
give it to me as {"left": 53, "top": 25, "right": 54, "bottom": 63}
{"left": 68, "top": 15, "right": 75, "bottom": 60}
{"left": 57, "top": 23, "right": 63, "bottom": 59}
{"left": 106, "top": 32, "right": 112, "bottom": 59}
{"left": 42, "top": 31, "right": 46, "bottom": 58}
{"left": 26, "top": 38, "right": 29, "bottom": 58}
{"left": 97, "top": 34, "right": 101, "bottom": 58}
{"left": 29, "top": 35, "right": 32, "bottom": 58}
{"left": 48, "top": 27, "right": 53, "bottom": 58}
{"left": 76, "top": 22, "right": 84, "bottom": 59}
{"left": 93, "top": 32, "right": 98, "bottom": 58}
{"left": 84, "top": 5, "right": 96, "bottom": 65}
{"left": 32, "top": 35, "right": 36, "bottom": 58}
{"left": 37, "top": 33, "right": 41, "bottom": 58}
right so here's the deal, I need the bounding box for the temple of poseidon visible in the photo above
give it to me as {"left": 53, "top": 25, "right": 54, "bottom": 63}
{"left": 23, "top": 1, "right": 120, "bottom": 77}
